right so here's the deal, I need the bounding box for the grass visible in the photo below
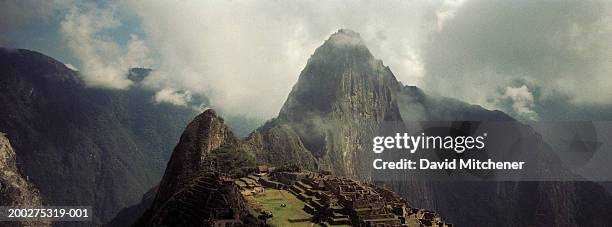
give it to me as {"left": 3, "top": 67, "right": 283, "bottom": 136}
{"left": 255, "top": 189, "right": 315, "bottom": 227}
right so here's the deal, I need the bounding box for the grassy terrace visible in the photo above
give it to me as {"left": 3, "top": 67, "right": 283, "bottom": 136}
{"left": 255, "top": 189, "right": 315, "bottom": 227}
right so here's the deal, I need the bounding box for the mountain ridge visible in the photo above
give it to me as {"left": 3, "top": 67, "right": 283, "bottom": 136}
{"left": 0, "top": 47, "right": 200, "bottom": 225}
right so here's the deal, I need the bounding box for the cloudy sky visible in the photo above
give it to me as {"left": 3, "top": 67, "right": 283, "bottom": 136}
{"left": 1, "top": 0, "right": 611, "bottom": 120}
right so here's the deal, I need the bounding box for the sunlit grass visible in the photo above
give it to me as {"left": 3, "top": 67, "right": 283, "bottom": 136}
{"left": 255, "top": 189, "right": 315, "bottom": 227}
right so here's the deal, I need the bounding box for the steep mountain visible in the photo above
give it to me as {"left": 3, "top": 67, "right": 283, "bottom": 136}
{"left": 151, "top": 109, "right": 238, "bottom": 211}
{"left": 110, "top": 109, "right": 258, "bottom": 226}
{"left": 247, "top": 29, "right": 403, "bottom": 178}
{"left": 135, "top": 110, "right": 258, "bottom": 226}
{"left": 0, "top": 132, "right": 50, "bottom": 227}
{"left": 0, "top": 48, "right": 199, "bottom": 224}
{"left": 248, "top": 29, "right": 612, "bottom": 226}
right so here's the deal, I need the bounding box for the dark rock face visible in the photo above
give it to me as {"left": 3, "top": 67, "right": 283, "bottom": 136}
{"left": 0, "top": 133, "right": 50, "bottom": 227}
{"left": 0, "top": 48, "right": 198, "bottom": 224}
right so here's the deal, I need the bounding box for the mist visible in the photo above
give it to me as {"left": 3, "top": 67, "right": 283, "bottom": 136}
{"left": 118, "top": 0, "right": 446, "bottom": 119}
{"left": 60, "top": 4, "right": 153, "bottom": 89}
{"left": 3, "top": 0, "right": 611, "bottom": 121}
{"left": 124, "top": 0, "right": 612, "bottom": 120}
{"left": 422, "top": 0, "right": 612, "bottom": 117}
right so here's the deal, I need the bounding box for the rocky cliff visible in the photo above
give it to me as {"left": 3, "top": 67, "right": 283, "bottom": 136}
{"left": 0, "top": 133, "right": 50, "bottom": 227}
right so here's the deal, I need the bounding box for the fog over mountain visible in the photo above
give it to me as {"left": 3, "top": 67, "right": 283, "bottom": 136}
{"left": 109, "top": 29, "right": 612, "bottom": 226}
{"left": 422, "top": 0, "right": 612, "bottom": 120}
{"left": 1, "top": 1, "right": 612, "bottom": 227}
{"left": 2, "top": 0, "right": 610, "bottom": 121}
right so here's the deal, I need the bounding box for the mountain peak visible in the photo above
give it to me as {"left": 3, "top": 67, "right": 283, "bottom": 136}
{"left": 268, "top": 29, "right": 403, "bottom": 176}
{"left": 326, "top": 28, "right": 365, "bottom": 47}
{"left": 279, "top": 29, "right": 400, "bottom": 117}
{"left": 152, "top": 108, "right": 237, "bottom": 211}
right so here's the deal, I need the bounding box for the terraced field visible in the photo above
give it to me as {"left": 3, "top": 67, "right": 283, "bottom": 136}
{"left": 254, "top": 189, "right": 315, "bottom": 227}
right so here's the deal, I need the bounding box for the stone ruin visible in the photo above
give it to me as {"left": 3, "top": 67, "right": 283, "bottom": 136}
{"left": 232, "top": 166, "right": 452, "bottom": 227}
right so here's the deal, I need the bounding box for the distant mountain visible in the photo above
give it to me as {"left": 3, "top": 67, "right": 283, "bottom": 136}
{"left": 0, "top": 48, "right": 200, "bottom": 224}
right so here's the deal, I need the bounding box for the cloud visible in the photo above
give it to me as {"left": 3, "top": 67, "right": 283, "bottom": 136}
{"left": 122, "top": 0, "right": 442, "bottom": 118}
{"left": 6, "top": 0, "right": 611, "bottom": 121}
{"left": 153, "top": 88, "right": 192, "bottom": 107}
{"left": 436, "top": 0, "right": 467, "bottom": 31}
{"left": 121, "top": 0, "right": 611, "bottom": 120}
{"left": 59, "top": 3, "right": 152, "bottom": 89}
{"left": 499, "top": 85, "right": 539, "bottom": 120}
{"left": 421, "top": 0, "right": 612, "bottom": 113}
